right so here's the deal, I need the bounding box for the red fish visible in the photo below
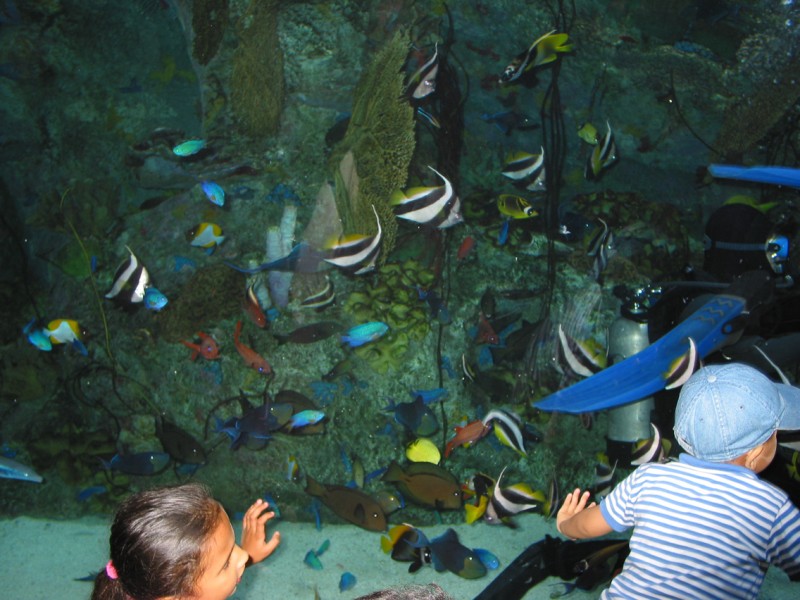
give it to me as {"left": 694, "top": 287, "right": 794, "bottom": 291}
{"left": 180, "top": 332, "right": 219, "bottom": 361}
{"left": 457, "top": 235, "right": 476, "bottom": 261}
{"left": 475, "top": 312, "right": 499, "bottom": 344}
{"left": 243, "top": 284, "right": 267, "bottom": 328}
{"left": 233, "top": 320, "right": 272, "bottom": 376}
{"left": 445, "top": 419, "right": 491, "bottom": 457}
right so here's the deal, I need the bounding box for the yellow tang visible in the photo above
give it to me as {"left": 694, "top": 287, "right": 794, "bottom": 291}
{"left": 405, "top": 438, "right": 441, "bottom": 464}
{"left": 497, "top": 194, "right": 538, "bottom": 219}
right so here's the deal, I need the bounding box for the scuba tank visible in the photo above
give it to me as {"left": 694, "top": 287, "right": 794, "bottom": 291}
{"left": 606, "top": 286, "right": 657, "bottom": 467}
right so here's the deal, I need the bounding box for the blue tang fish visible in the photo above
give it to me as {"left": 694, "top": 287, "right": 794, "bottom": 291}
{"left": 341, "top": 321, "right": 389, "bottom": 347}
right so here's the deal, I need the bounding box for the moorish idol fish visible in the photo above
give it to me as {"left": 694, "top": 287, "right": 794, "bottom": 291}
{"left": 299, "top": 275, "right": 336, "bottom": 310}
{"left": 406, "top": 43, "right": 439, "bottom": 100}
{"left": 497, "top": 194, "right": 539, "bottom": 219}
{"left": 501, "top": 148, "right": 546, "bottom": 191}
{"left": 585, "top": 121, "right": 617, "bottom": 180}
{"left": 391, "top": 166, "right": 462, "bottom": 229}
{"left": 499, "top": 30, "right": 572, "bottom": 84}
{"left": 483, "top": 467, "right": 545, "bottom": 525}
{"left": 557, "top": 323, "right": 606, "bottom": 379}
{"left": 200, "top": 180, "right": 225, "bottom": 206}
{"left": 585, "top": 218, "right": 615, "bottom": 281}
{"left": 186, "top": 222, "right": 225, "bottom": 252}
{"left": 105, "top": 247, "right": 150, "bottom": 305}
{"left": 324, "top": 205, "right": 382, "bottom": 274}
{"left": 663, "top": 337, "right": 699, "bottom": 390}
{"left": 591, "top": 454, "right": 617, "bottom": 500}
{"left": 631, "top": 423, "right": 667, "bottom": 465}
{"left": 482, "top": 409, "right": 527, "bottom": 456}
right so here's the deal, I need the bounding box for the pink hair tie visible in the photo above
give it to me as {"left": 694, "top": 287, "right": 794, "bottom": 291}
{"left": 105, "top": 560, "right": 118, "bottom": 580}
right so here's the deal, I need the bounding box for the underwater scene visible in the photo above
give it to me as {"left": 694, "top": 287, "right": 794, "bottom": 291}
{"left": 2, "top": 0, "right": 800, "bottom": 597}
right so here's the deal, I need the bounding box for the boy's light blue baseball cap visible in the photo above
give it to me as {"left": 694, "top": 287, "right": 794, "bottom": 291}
{"left": 674, "top": 363, "right": 800, "bottom": 462}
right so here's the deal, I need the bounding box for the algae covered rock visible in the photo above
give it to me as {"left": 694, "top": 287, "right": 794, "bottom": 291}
{"left": 330, "top": 30, "right": 416, "bottom": 262}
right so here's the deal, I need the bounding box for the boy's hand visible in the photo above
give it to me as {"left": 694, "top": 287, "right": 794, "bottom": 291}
{"left": 241, "top": 498, "right": 281, "bottom": 565}
{"left": 557, "top": 488, "right": 595, "bottom": 536}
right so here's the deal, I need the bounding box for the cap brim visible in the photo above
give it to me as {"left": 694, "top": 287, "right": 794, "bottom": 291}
{"left": 777, "top": 383, "right": 800, "bottom": 430}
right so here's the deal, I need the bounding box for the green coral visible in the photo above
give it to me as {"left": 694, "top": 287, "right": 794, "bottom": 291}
{"left": 230, "top": 0, "right": 284, "bottom": 137}
{"left": 343, "top": 259, "right": 433, "bottom": 373}
{"left": 330, "top": 29, "right": 416, "bottom": 262}
{"left": 192, "top": 0, "right": 229, "bottom": 66}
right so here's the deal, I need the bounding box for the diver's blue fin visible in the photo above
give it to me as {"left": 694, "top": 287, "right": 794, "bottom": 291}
{"left": 708, "top": 164, "right": 800, "bottom": 188}
{"left": 535, "top": 293, "right": 747, "bottom": 414}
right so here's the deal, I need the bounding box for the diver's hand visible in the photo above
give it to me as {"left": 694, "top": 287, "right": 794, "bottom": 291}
{"left": 241, "top": 498, "right": 281, "bottom": 565}
{"left": 557, "top": 488, "right": 595, "bottom": 538}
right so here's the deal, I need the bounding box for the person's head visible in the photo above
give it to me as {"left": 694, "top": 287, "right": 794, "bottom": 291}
{"left": 354, "top": 583, "right": 454, "bottom": 600}
{"left": 91, "top": 483, "right": 250, "bottom": 600}
{"left": 674, "top": 363, "right": 800, "bottom": 470}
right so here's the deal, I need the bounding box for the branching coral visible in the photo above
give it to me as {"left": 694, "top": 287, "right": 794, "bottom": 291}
{"left": 329, "top": 30, "right": 416, "bottom": 262}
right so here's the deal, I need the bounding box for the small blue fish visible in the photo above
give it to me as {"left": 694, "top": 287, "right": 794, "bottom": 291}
{"left": 90, "top": 255, "right": 98, "bottom": 273}
{"left": 498, "top": 218, "right": 511, "bottom": 245}
{"left": 77, "top": 485, "right": 108, "bottom": 502}
{"left": 316, "top": 539, "right": 331, "bottom": 556}
{"left": 304, "top": 549, "right": 323, "bottom": 570}
{"left": 0, "top": 456, "right": 43, "bottom": 483}
{"left": 201, "top": 181, "right": 225, "bottom": 206}
{"left": 172, "top": 139, "right": 206, "bottom": 157}
{"left": 287, "top": 410, "right": 325, "bottom": 430}
{"left": 23, "top": 319, "right": 51, "bottom": 351}
{"left": 263, "top": 492, "right": 282, "bottom": 519}
{"left": 339, "top": 571, "right": 357, "bottom": 592}
{"left": 410, "top": 388, "right": 448, "bottom": 404}
{"left": 143, "top": 287, "right": 168, "bottom": 311}
{"left": 341, "top": 321, "right": 389, "bottom": 348}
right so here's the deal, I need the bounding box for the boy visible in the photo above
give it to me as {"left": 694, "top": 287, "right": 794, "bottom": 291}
{"left": 557, "top": 363, "right": 800, "bottom": 599}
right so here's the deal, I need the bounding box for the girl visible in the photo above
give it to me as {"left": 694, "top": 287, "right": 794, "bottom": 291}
{"left": 91, "top": 483, "right": 280, "bottom": 600}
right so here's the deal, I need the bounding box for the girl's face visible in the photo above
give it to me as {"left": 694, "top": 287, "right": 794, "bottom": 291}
{"left": 191, "top": 514, "right": 250, "bottom": 600}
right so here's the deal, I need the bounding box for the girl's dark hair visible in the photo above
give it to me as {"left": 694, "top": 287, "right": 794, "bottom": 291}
{"left": 91, "top": 483, "right": 224, "bottom": 600}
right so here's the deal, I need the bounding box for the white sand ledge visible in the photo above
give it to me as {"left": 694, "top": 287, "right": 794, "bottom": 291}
{"left": 0, "top": 515, "right": 794, "bottom": 599}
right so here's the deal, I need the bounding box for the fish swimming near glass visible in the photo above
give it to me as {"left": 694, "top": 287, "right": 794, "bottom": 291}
{"left": 501, "top": 148, "right": 546, "bottom": 191}
{"left": 382, "top": 460, "right": 463, "bottom": 510}
{"left": 584, "top": 121, "right": 617, "bottom": 180}
{"left": 105, "top": 246, "right": 150, "bottom": 305}
{"left": 305, "top": 475, "right": 387, "bottom": 531}
{"left": 499, "top": 30, "right": 572, "bottom": 84}
{"left": 391, "top": 166, "right": 462, "bottom": 229}
{"left": 406, "top": 43, "right": 439, "bottom": 100}
{"left": 324, "top": 205, "right": 382, "bottom": 274}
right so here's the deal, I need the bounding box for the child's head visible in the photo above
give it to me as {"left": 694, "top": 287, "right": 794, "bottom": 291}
{"left": 92, "top": 483, "right": 249, "bottom": 600}
{"left": 674, "top": 363, "right": 800, "bottom": 466}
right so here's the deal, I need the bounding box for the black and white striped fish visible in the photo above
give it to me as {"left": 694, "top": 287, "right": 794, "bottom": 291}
{"left": 323, "top": 205, "right": 382, "bottom": 275}
{"left": 501, "top": 148, "right": 546, "bottom": 191}
{"left": 391, "top": 166, "right": 462, "bottom": 229}
{"left": 482, "top": 409, "right": 526, "bottom": 456}
{"left": 406, "top": 43, "right": 439, "bottom": 100}
{"left": 585, "top": 121, "right": 617, "bottom": 180}
{"left": 484, "top": 467, "right": 545, "bottom": 525}
{"left": 664, "top": 337, "right": 699, "bottom": 390}
{"left": 557, "top": 324, "right": 606, "bottom": 379}
{"left": 299, "top": 276, "right": 336, "bottom": 311}
{"left": 105, "top": 247, "right": 150, "bottom": 305}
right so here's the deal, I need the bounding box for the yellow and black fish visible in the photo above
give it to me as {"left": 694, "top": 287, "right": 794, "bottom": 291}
{"left": 585, "top": 121, "right": 617, "bottom": 180}
{"left": 484, "top": 467, "right": 546, "bottom": 525}
{"left": 391, "top": 166, "right": 462, "bottom": 229}
{"left": 557, "top": 323, "right": 606, "bottom": 379}
{"left": 501, "top": 148, "right": 546, "bottom": 191}
{"left": 497, "top": 194, "right": 538, "bottom": 219}
{"left": 323, "top": 205, "right": 382, "bottom": 274}
{"left": 499, "top": 30, "right": 572, "bottom": 84}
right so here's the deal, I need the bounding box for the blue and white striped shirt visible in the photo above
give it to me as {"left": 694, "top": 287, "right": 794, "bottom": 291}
{"left": 600, "top": 454, "right": 800, "bottom": 599}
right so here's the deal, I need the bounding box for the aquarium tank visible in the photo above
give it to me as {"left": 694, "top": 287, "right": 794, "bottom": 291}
{"left": 1, "top": 0, "right": 800, "bottom": 598}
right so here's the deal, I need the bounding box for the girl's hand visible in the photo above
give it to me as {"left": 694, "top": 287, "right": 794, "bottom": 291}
{"left": 241, "top": 498, "right": 281, "bottom": 565}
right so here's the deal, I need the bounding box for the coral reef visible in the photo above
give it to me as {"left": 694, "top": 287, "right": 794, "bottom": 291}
{"left": 342, "top": 260, "right": 433, "bottom": 373}
{"left": 230, "top": 0, "right": 285, "bottom": 137}
{"left": 156, "top": 264, "right": 245, "bottom": 342}
{"left": 329, "top": 30, "right": 416, "bottom": 262}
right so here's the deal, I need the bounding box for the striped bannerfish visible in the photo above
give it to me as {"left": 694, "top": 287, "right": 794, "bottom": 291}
{"left": 323, "top": 205, "right": 382, "bottom": 274}
{"left": 391, "top": 166, "right": 462, "bottom": 229}
{"left": 585, "top": 120, "right": 617, "bottom": 180}
{"left": 501, "top": 148, "right": 546, "bottom": 191}
{"left": 105, "top": 246, "right": 150, "bottom": 305}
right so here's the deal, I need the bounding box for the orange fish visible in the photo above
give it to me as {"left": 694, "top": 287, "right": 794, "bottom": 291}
{"left": 444, "top": 419, "right": 491, "bottom": 457}
{"left": 233, "top": 320, "right": 272, "bottom": 376}
{"left": 457, "top": 235, "right": 476, "bottom": 261}
{"left": 243, "top": 284, "right": 267, "bottom": 328}
{"left": 180, "top": 332, "right": 219, "bottom": 361}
